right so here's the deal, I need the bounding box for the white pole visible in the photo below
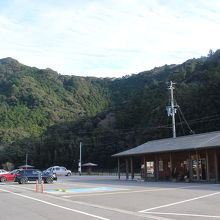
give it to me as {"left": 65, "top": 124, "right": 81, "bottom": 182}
{"left": 79, "top": 142, "right": 82, "bottom": 175}
{"left": 169, "top": 81, "right": 176, "bottom": 138}
{"left": 25, "top": 153, "right": 28, "bottom": 170}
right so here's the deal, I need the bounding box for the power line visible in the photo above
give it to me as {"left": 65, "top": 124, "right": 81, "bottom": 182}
{"left": 12, "top": 116, "right": 220, "bottom": 146}
{"left": 42, "top": 113, "right": 220, "bottom": 136}
{"left": 176, "top": 104, "right": 194, "bottom": 134}
{"left": 177, "top": 109, "right": 185, "bottom": 135}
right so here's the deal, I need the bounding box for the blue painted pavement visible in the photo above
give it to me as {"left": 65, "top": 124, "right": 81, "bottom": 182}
{"left": 45, "top": 187, "right": 123, "bottom": 194}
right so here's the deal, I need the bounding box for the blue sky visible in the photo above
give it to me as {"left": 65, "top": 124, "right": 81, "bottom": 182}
{"left": 0, "top": 0, "right": 220, "bottom": 77}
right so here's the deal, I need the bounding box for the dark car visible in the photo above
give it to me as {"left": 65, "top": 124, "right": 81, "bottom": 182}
{"left": 14, "top": 169, "right": 54, "bottom": 184}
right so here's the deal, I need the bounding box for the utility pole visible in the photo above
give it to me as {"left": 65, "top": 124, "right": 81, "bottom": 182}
{"left": 25, "top": 153, "right": 28, "bottom": 170}
{"left": 167, "top": 81, "right": 177, "bottom": 138}
{"left": 78, "top": 142, "right": 82, "bottom": 175}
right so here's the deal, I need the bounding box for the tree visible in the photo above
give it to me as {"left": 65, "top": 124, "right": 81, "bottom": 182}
{"left": 208, "top": 49, "right": 214, "bottom": 57}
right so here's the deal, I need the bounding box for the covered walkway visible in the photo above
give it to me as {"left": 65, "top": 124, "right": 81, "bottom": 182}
{"left": 113, "top": 131, "right": 220, "bottom": 182}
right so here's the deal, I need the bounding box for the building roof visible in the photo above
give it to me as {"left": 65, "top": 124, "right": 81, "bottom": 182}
{"left": 112, "top": 130, "right": 220, "bottom": 157}
{"left": 18, "top": 165, "right": 34, "bottom": 168}
{"left": 82, "top": 163, "right": 98, "bottom": 167}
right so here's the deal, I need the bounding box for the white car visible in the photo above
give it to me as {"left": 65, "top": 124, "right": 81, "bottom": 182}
{"left": 0, "top": 169, "right": 9, "bottom": 175}
{"left": 45, "top": 166, "right": 71, "bottom": 176}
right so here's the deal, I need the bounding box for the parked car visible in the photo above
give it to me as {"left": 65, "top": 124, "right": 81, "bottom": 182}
{"left": 45, "top": 166, "right": 71, "bottom": 176}
{"left": 0, "top": 170, "right": 20, "bottom": 182}
{"left": 14, "top": 169, "right": 54, "bottom": 184}
{"left": 0, "top": 169, "right": 9, "bottom": 175}
{"left": 43, "top": 169, "right": 57, "bottom": 181}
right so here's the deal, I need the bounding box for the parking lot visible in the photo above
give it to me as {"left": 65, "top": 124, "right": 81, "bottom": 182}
{"left": 1, "top": 175, "right": 220, "bottom": 220}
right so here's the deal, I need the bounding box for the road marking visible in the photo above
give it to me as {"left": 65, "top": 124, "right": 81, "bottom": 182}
{"left": 64, "top": 200, "right": 172, "bottom": 220}
{"left": 0, "top": 186, "right": 170, "bottom": 220}
{"left": 144, "top": 211, "right": 220, "bottom": 219}
{"left": 62, "top": 188, "right": 171, "bottom": 198}
{"left": 7, "top": 184, "right": 36, "bottom": 191}
{"left": 139, "top": 191, "right": 220, "bottom": 212}
{"left": 54, "top": 182, "right": 105, "bottom": 188}
{"left": 45, "top": 187, "right": 124, "bottom": 194}
{"left": 0, "top": 188, "right": 110, "bottom": 220}
{"left": 63, "top": 185, "right": 201, "bottom": 198}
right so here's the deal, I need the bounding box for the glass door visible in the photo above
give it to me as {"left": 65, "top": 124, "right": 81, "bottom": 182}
{"left": 190, "top": 159, "right": 207, "bottom": 181}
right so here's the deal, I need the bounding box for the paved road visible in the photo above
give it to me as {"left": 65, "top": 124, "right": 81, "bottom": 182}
{"left": 1, "top": 175, "right": 220, "bottom": 219}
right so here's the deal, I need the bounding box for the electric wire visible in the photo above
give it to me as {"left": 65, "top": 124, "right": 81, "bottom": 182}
{"left": 177, "top": 108, "right": 185, "bottom": 135}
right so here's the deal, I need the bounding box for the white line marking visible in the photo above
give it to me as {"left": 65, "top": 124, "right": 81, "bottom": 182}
{"left": 144, "top": 211, "right": 220, "bottom": 219}
{"left": 0, "top": 188, "right": 110, "bottom": 220}
{"left": 139, "top": 191, "right": 220, "bottom": 212}
{"left": 65, "top": 199, "right": 172, "bottom": 220}
{"left": 2, "top": 185, "right": 170, "bottom": 220}
{"left": 7, "top": 184, "right": 36, "bottom": 191}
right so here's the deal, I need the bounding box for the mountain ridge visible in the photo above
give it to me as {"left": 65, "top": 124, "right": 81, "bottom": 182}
{"left": 0, "top": 50, "right": 220, "bottom": 169}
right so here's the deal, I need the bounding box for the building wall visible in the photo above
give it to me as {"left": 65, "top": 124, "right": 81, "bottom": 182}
{"left": 217, "top": 148, "right": 220, "bottom": 180}
{"left": 138, "top": 147, "right": 220, "bottom": 182}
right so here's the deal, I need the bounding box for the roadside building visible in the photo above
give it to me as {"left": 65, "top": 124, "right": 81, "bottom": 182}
{"left": 82, "top": 163, "right": 98, "bottom": 174}
{"left": 18, "top": 165, "right": 34, "bottom": 169}
{"left": 113, "top": 131, "right": 220, "bottom": 182}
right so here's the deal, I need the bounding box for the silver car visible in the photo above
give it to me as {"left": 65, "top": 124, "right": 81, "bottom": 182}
{"left": 0, "top": 169, "right": 9, "bottom": 175}
{"left": 45, "top": 166, "right": 71, "bottom": 176}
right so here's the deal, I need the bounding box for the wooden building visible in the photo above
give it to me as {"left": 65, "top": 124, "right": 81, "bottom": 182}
{"left": 113, "top": 131, "right": 220, "bottom": 182}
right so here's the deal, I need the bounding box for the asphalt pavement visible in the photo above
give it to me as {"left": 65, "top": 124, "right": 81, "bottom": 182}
{"left": 0, "top": 175, "right": 220, "bottom": 220}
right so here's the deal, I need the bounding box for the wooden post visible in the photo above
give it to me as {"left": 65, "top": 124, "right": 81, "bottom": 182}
{"left": 189, "top": 151, "right": 192, "bottom": 180}
{"left": 144, "top": 155, "right": 147, "bottom": 180}
{"left": 155, "top": 154, "right": 159, "bottom": 181}
{"left": 206, "top": 149, "right": 210, "bottom": 181}
{"left": 117, "top": 157, "right": 120, "bottom": 180}
{"left": 215, "top": 148, "right": 219, "bottom": 182}
{"left": 130, "top": 157, "right": 134, "bottom": 180}
{"left": 196, "top": 151, "right": 200, "bottom": 181}
{"left": 125, "top": 159, "right": 129, "bottom": 180}
{"left": 169, "top": 152, "right": 173, "bottom": 178}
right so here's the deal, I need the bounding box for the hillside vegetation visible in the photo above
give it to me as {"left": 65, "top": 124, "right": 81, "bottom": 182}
{"left": 1, "top": 50, "right": 220, "bottom": 170}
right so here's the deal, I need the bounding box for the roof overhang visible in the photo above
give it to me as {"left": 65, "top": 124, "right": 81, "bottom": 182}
{"left": 112, "top": 131, "right": 220, "bottom": 158}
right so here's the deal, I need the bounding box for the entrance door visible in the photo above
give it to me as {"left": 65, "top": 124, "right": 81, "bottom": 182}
{"left": 147, "top": 161, "right": 154, "bottom": 178}
{"left": 191, "top": 159, "right": 207, "bottom": 181}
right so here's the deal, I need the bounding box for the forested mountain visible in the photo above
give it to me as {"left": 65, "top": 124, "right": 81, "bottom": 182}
{"left": 1, "top": 50, "right": 220, "bottom": 170}
{"left": 0, "top": 57, "right": 112, "bottom": 143}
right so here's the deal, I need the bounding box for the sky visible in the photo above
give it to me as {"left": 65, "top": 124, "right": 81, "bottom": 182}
{"left": 0, "top": 0, "right": 220, "bottom": 78}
